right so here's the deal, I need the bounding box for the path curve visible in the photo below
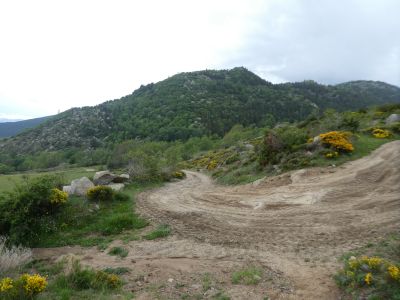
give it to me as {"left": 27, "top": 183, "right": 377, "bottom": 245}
{"left": 137, "top": 140, "right": 400, "bottom": 298}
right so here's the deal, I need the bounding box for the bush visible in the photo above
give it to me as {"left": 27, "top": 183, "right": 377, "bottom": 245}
{"left": 49, "top": 188, "right": 68, "bottom": 205}
{"left": 0, "top": 273, "right": 48, "bottom": 299}
{"left": 66, "top": 261, "right": 122, "bottom": 291}
{"left": 319, "top": 131, "right": 354, "bottom": 152}
{"left": 372, "top": 128, "right": 391, "bottom": 138}
{"left": 86, "top": 186, "right": 114, "bottom": 202}
{"left": 335, "top": 255, "right": 400, "bottom": 299}
{"left": 258, "top": 126, "right": 308, "bottom": 166}
{"left": 0, "top": 175, "right": 65, "bottom": 246}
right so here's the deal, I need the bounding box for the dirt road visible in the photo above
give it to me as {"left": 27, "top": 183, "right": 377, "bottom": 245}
{"left": 136, "top": 140, "right": 400, "bottom": 298}
{"left": 35, "top": 141, "right": 400, "bottom": 299}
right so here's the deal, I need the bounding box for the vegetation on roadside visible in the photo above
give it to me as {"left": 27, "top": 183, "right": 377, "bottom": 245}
{"left": 143, "top": 224, "right": 171, "bottom": 240}
{"left": 0, "top": 175, "right": 158, "bottom": 247}
{"left": 187, "top": 103, "right": 400, "bottom": 184}
{"left": 231, "top": 266, "right": 263, "bottom": 285}
{"left": 335, "top": 234, "right": 400, "bottom": 299}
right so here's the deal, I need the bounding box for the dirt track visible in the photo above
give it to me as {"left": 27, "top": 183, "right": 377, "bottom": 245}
{"left": 136, "top": 140, "right": 400, "bottom": 298}
{"left": 35, "top": 141, "right": 400, "bottom": 299}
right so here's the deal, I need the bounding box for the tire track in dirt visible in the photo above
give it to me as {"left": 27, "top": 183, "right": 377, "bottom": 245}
{"left": 136, "top": 140, "right": 400, "bottom": 299}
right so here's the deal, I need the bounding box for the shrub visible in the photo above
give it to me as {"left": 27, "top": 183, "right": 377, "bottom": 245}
{"left": 86, "top": 186, "right": 114, "bottom": 202}
{"left": 171, "top": 171, "right": 185, "bottom": 179}
{"left": 0, "top": 175, "right": 65, "bottom": 246}
{"left": 372, "top": 128, "right": 391, "bottom": 138}
{"left": 66, "top": 261, "right": 122, "bottom": 291}
{"left": 0, "top": 273, "right": 47, "bottom": 299}
{"left": 319, "top": 131, "right": 354, "bottom": 152}
{"left": 0, "top": 236, "right": 32, "bottom": 276}
{"left": 335, "top": 255, "right": 400, "bottom": 299}
{"left": 258, "top": 126, "right": 308, "bottom": 166}
{"left": 49, "top": 188, "right": 68, "bottom": 205}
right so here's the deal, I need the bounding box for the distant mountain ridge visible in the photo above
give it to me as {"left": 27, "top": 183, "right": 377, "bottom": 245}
{"left": 1, "top": 67, "right": 399, "bottom": 155}
{"left": 0, "top": 116, "right": 52, "bottom": 138}
{"left": 0, "top": 118, "right": 23, "bottom": 123}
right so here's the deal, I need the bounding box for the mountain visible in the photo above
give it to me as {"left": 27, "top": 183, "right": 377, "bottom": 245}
{"left": 0, "top": 118, "right": 23, "bottom": 123}
{"left": 1, "top": 67, "right": 399, "bottom": 156}
{"left": 0, "top": 116, "right": 52, "bottom": 138}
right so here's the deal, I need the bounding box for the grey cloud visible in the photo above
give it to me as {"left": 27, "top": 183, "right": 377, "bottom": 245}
{"left": 222, "top": 0, "right": 400, "bottom": 86}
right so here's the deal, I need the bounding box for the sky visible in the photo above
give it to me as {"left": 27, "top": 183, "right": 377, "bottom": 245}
{"left": 0, "top": 0, "right": 399, "bottom": 119}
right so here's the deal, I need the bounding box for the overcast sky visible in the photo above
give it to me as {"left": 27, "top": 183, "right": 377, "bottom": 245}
{"left": 0, "top": 0, "right": 399, "bottom": 119}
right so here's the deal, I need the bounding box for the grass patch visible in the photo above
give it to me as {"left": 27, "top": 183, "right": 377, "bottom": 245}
{"left": 231, "top": 266, "right": 263, "bottom": 285}
{"left": 35, "top": 182, "right": 161, "bottom": 248}
{"left": 143, "top": 224, "right": 171, "bottom": 240}
{"left": 108, "top": 247, "right": 129, "bottom": 258}
{"left": 0, "top": 167, "right": 98, "bottom": 194}
{"left": 19, "top": 259, "right": 133, "bottom": 299}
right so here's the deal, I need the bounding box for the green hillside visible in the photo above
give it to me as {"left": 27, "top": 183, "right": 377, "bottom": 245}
{"left": 0, "top": 67, "right": 399, "bottom": 170}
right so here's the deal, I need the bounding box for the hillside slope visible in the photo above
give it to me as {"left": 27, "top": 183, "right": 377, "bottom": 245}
{"left": 1, "top": 67, "right": 399, "bottom": 155}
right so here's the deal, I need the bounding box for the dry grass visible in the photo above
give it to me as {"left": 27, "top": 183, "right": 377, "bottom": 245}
{"left": 0, "top": 236, "right": 32, "bottom": 275}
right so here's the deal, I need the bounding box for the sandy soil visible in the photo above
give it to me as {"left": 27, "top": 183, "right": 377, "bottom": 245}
{"left": 35, "top": 141, "right": 400, "bottom": 299}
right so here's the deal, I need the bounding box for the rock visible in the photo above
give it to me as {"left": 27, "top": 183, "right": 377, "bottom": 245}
{"left": 167, "top": 278, "right": 174, "bottom": 283}
{"left": 70, "top": 177, "right": 94, "bottom": 196}
{"left": 386, "top": 114, "right": 400, "bottom": 125}
{"left": 313, "top": 136, "right": 321, "bottom": 143}
{"left": 93, "top": 171, "right": 116, "bottom": 185}
{"left": 244, "top": 143, "right": 254, "bottom": 150}
{"left": 108, "top": 183, "right": 125, "bottom": 192}
{"left": 253, "top": 274, "right": 262, "bottom": 281}
{"left": 62, "top": 185, "right": 72, "bottom": 194}
{"left": 112, "top": 173, "right": 130, "bottom": 183}
{"left": 191, "top": 284, "right": 201, "bottom": 290}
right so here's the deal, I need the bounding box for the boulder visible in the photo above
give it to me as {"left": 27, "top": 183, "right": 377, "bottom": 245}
{"left": 108, "top": 183, "right": 125, "bottom": 192}
{"left": 62, "top": 185, "right": 72, "bottom": 194}
{"left": 93, "top": 171, "right": 116, "bottom": 185}
{"left": 70, "top": 177, "right": 94, "bottom": 196}
{"left": 386, "top": 114, "right": 400, "bottom": 125}
{"left": 112, "top": 173, "right": 130, "bottom": 183}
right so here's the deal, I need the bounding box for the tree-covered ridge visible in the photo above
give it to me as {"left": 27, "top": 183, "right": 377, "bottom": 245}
{"left": 1, "top": 67, "right": 399, "bottom": 156}
{"left": 0, "top": 116, "right": 52, "bottom": 138}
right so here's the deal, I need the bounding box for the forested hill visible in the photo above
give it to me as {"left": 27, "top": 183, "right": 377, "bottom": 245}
{"left": 1, "top": 67, "right": 400, "bottom": 155}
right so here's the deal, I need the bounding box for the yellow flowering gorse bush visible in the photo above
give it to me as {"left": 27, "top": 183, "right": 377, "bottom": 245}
{"left": 49, "top": 188, "right": 68, "bottom": 204}
{"left": 325, "top": 151, "right": 339, "bottom": 159}
{"left": 364, "top": 272, "right": 373, "bottom": 285}
{"left": 319, "top": 131, "right": 354, "bottom": 152}
{"left": 21, "top": 273, "right": 48, "bottom": 295}
{"left": 0, "top": 273, "right": 47, "bottom": 298}
{"left": 372, "top": 128, "right": 391, "bottom": 138}
{"left": 336, "top": 254, "right": 400, "bottom": 298}
{"left": 388, "top": 265, "right": 400, "bottom": 281}
{"left": 0, "top": 277, "right": 13, "bottom": 292}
